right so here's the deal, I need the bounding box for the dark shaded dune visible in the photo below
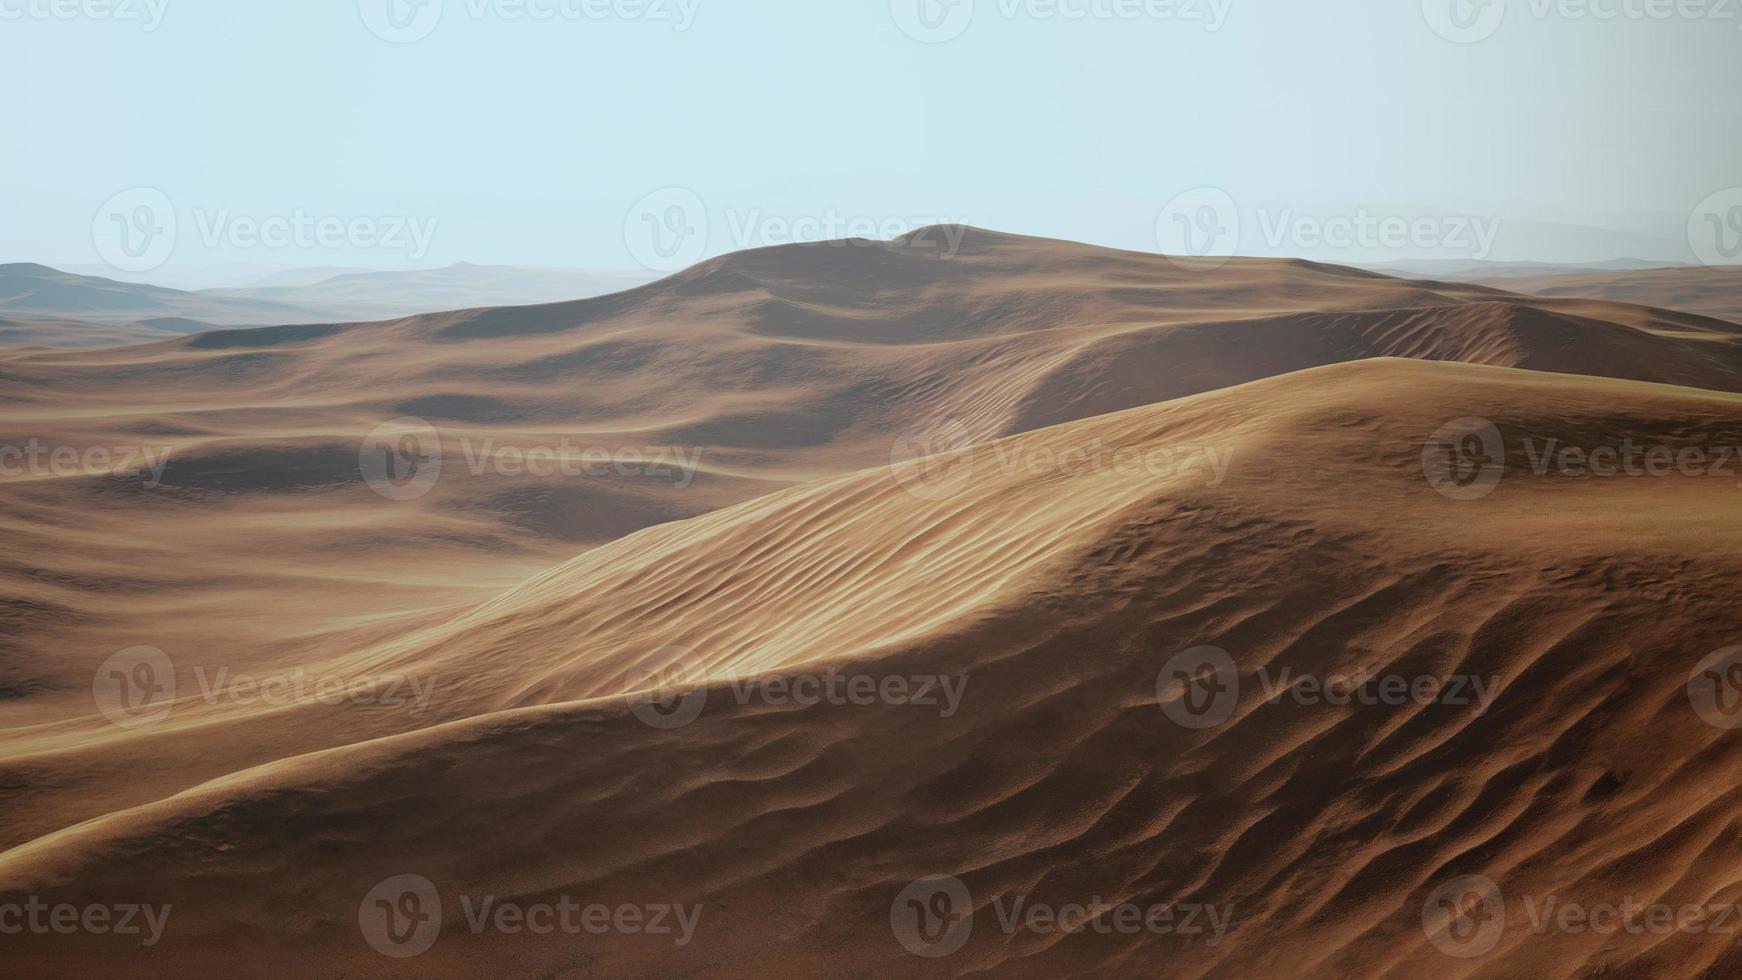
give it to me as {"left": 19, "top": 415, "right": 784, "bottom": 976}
{"left": 477, "top": 338, "right": 671, "bottom": 381}
{"left": 422, "top": 286, "right": 662, "bottom": 341}
{"left": 184, "top": 321, "right": 354, "bottom": 350}
{"left": 1007, "top": 301, "right": 1742, "bottom": 432}
{"left": 476, "top": 482, "right": 693, "bottom": 544}
{"left": 148, "top": 443, "right": 362, "bottom": 494}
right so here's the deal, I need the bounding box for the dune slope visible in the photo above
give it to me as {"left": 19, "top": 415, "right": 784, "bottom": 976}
{"left": 4, "top": 358, "right": 1742, "bottom": 979}
{"left": 6, "top": 229, "right": 1742, "bottom": 729}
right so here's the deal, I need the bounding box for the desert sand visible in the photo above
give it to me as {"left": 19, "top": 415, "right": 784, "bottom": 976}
{"left": 3, "top": 230, "right": 1741, "bottom": 977}
{"left": 1467, "top": 265, "right": 1742, "bottom": 327}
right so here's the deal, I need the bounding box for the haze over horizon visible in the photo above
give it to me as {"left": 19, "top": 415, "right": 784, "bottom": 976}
{"left": 6, "top": 0, "right": 1742, "bottom": 283}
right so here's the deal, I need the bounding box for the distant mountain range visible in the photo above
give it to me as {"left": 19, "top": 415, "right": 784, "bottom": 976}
{"left": 202, "top": 262, "right": 652, "bottom": 320}
{"left": 0, "top": 262, "right": 653, "bottom": 346}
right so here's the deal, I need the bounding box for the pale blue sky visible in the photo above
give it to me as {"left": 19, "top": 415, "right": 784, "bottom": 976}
{"left": 4, "top": 0, "right": 1739, "bottom": 283}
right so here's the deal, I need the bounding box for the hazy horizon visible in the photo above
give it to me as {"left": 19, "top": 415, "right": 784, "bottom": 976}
{"left": 7, "top": 0, "right": 1742, "bottom": 282}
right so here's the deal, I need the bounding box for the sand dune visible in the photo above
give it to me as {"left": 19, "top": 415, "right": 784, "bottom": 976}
{"left": 1464, "top": 265, "right": 1742, "bottom": 327}
{"left": 0, "top": 316, "right": 191, "bottom": 349}
{"left": 4, "top": 358, "right": 1741, "bottom": 978}
{"left": 6, "top": 230, "right": 1742, "bottom": 787}
{"left": 7, "top": 230, "right": 1742, "bottom": 977}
